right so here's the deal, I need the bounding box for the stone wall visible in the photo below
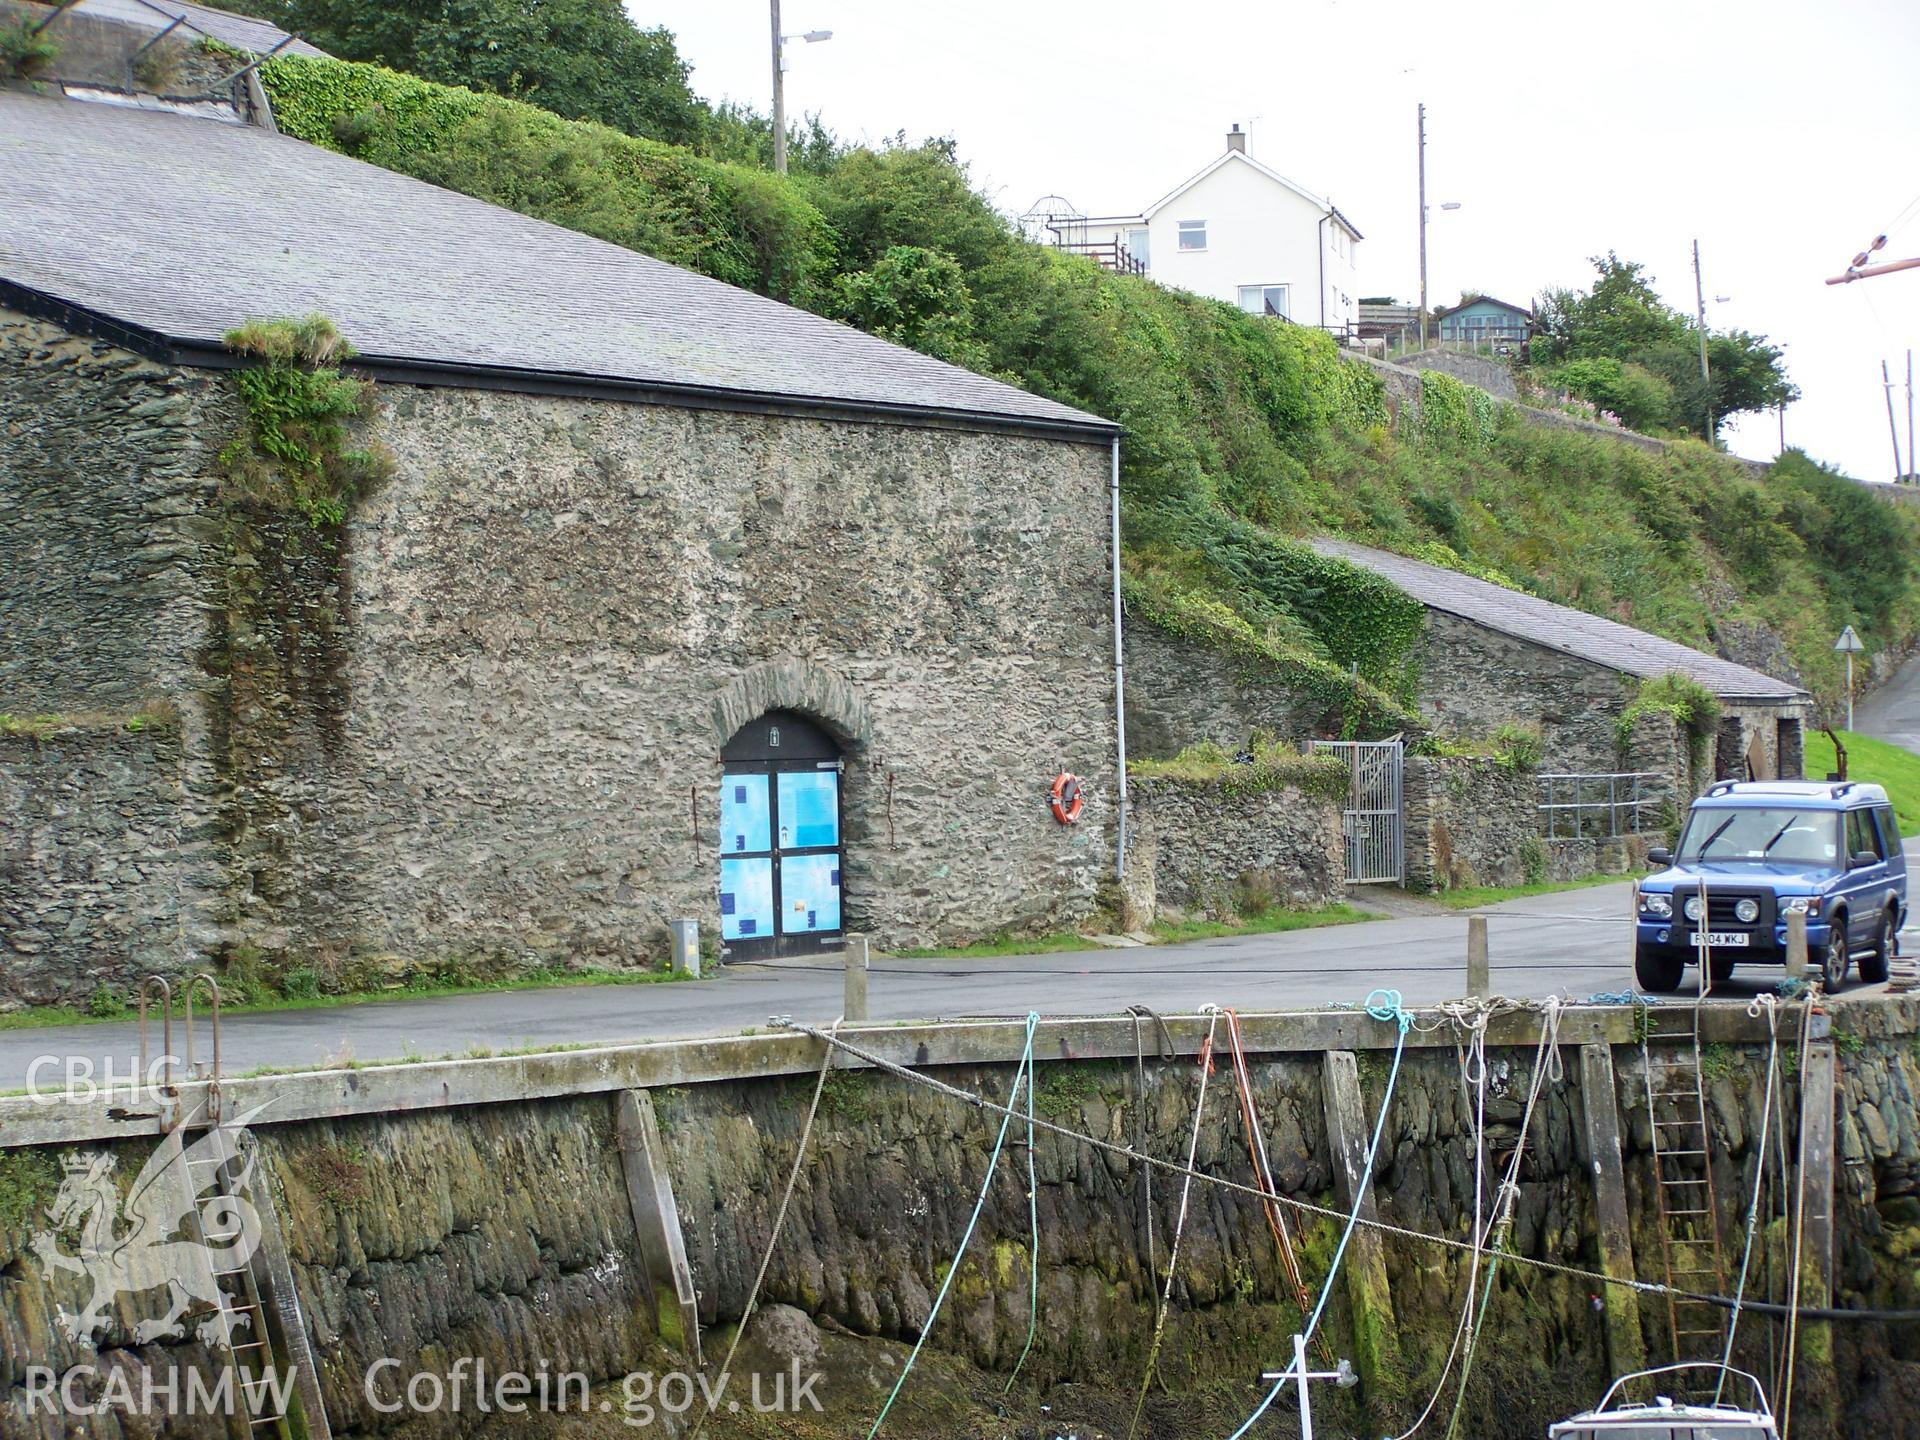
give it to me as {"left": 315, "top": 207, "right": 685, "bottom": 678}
{"left": 1403, "top": 754, "right": 1539, "bottom": 891}
{"left": 1126, "top": 774, "right": 1344, "bottom": 919}
{"left": 1414, "top": 611, "right": 1632, "bottom": 773}
{"left": 0, "top": 721, "right": 208, "bottom": 1006}
{"left": 0, "top": 309, "right": 1119, "bottom": 994}
{"left": 1123, "top": 622, "right": 1324, "bottom": 760}
{"left": 1393, "top": 348, "right": 1519, "bottom": 400}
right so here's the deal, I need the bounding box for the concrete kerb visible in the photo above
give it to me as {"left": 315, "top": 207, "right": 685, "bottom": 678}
{"left": 3, "top": 997, "right": 1915, "bottom": 1149}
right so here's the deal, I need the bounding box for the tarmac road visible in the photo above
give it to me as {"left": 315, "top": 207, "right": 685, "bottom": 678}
{"left": 2, "top": 875, "right": 1899, "bottom": 1088}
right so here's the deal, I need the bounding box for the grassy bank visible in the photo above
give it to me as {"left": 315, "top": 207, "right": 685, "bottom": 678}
{"left": 1805, "top": 728, "right": 1920, "bottom": 833}
{"left": 254, "top": 52, "right": 1920, "bottom": 725}
{"left": 1431, "top": 872, "right": 1631, "bottom": 911}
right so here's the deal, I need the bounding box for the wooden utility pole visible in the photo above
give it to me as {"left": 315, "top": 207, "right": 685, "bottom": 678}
{"left": 1886, "top": 359, "right": 1905, "bottom": 483}
{"left": 1693, "top": 239, "right": 1715, "bottom": 438}
{"left": 770, "top": 0, "right": 786, "bottom": 174}
{"left": 1417, "top": 103, "right": 1428, "bottom": 350}
{"left": 1908, "top": 349, "right": 1915, "bottom": 484}
{"left": 1827, "top": 255, "right": 1920, "bottom": 284}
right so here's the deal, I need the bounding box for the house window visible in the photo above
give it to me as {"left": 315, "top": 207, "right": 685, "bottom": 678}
{"left": 1126, "top": 227, "right": 1150, "bottom": 268}
{"left": 1178, "top": 220, "right": 1207, "bottom": 251}
{"left": 1237, "top": 284, "right": 1290, "bottom": 318}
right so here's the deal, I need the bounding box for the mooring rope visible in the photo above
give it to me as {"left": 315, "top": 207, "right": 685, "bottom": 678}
{"left": 691, "top": 1017, "right": 841, "bottom": 1440}
{"left": 1002, "top": 1019, "right": 1041, "bottom": 1396}
{"left": 1220, "top": 988, "right": 1414, "bottom": 1440}
{"left": 1387, "top": 999, "right": 1494, "bottom": 1440}
{"left": 865, "top": 1011, "right": 1041, "bottom": 1440}
{"left": 1126, "top": 1005, "right": 1223, "bottom": 1440}
{"left": 1125, "top": 1004, "right": 1175, "bottom": 1280}
{"left": 1222, "top": 1007, "right": 1322, "bottom": 1356}
{"left": 1717, "top": 995, "right": 1782, "bottom": 1404}
{"left": 1780, "top": 994, "right": 1819, "bottom": 1440}
{"left": 1442, "top": 995, "right": 1564, "bottom": 1440}
{"left": 771, "top": 1014, "right": 1916, "bottom": 1321}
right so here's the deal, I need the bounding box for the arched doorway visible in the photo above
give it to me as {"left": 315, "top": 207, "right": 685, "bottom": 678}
{"left": 718, "top": 710, "right": 845, "bottom": 959}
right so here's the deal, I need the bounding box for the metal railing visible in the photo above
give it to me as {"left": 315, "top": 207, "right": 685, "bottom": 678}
{"left": 1053, "top": 238, "right": 1148, "bottom": 276}
{"left": 1538, "top": 771, "right": 1665, "bottom": 840}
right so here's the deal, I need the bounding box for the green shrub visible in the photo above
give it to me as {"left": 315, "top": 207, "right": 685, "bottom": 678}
{"left": 1128, "top": 736, "right": 1350, "bottom": 802}
{"left": 1617, "top": 673, "right": 1722, "bottom": 753}
{"left": 1492, "top": 722, "right": 1546, "bottom": 772}
{"left": 218, "top": 315, "right": 393, "bottom": 526}
{"left": 0, "top": 18, "right": 59, "bottom": 78}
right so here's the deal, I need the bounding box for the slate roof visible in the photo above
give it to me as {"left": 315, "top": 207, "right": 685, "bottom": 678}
{"left": 0, "top": 91, "right": 1114, "bottom": 437}
{"left": 1312, "top": 538, "right": 1808, "bottom": 703}
{"left": 70, "top": 0, "right": 329, "bottom": 58}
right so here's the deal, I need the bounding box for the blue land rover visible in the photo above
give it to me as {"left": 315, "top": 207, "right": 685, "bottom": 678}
{"left": 1635, "top": 780, "right": 1907, "bottom": 993}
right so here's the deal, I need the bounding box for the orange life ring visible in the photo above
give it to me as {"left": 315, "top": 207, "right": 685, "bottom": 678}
{"left": 1050, "top": 772, "right": 1084, "bottom": 825}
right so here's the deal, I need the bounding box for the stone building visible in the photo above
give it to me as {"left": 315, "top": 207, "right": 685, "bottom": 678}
{"left": 0, "top": 87, "right": 1123, "bottom": 1002}
{"left": 1312, "top": 539, "right": 1813, "bottom": 780}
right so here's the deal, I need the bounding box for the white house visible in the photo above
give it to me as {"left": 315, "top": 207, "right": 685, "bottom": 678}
{"left": 1054, "top": 125, "right": 1363, "bottom": 336}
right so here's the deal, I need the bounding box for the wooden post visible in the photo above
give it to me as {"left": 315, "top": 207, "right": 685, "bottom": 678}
{"left": 1798, "top": 1038, "right": 1837, "bottom": 1306}
{"left": 614, "top": 1090, "right": 704, "bottom": 1365}
{"left": 1320, "top": 1052, "right": 1402, "bottom": 1396}
{"left": 1466, "top": 915, "right": 1489, "bottom": 999}
{"left": 236, "top": 1131, "right": 334, "bottom": 1439}
{"left": 1786, "top": 910, "right": 1809, "bottom": 981}
{"left": 843, "top": 935, "right": 869, "bottom": 1023}
{"left": 1578, "top": 1043, "right": 1647, "bottom": 1377}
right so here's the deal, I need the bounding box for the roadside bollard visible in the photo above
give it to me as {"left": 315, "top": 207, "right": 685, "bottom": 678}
{"left": 1786, "top": 909, "right": 1808, "bottom": 982}
{"left": 670, "top": 918, "right": 700, "bottom": 978}
{"left": 844, "top": 935, "right": 869, "bottom": 1022}
{"left": 1629, "top": 882, "right": 1641, "bottom": 985}
{"left": 1467, "top": 915, "right": 1490, "bottom": 999}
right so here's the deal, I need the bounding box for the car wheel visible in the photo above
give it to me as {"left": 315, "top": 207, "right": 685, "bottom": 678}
{"left": 1636, "top": 945, "right": 1685, "bottom": 994}
{"left": 1822, "top": 925, "right": 1850, "bottom": 991}
{"left": 1709, "top": 954, "right": 1737, "bottom": 986}
{"left": 1860, "top": 910, "right": 1896, "bottom": 985}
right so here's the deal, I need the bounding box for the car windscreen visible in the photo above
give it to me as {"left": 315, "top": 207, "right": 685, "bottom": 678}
{"left": 1676, "top": 807, "right": 1840, "bottom": 867}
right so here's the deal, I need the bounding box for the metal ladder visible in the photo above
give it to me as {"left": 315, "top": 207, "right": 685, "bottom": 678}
{"left": 1640, "top": 991, "right": 1729, "bottom": 1381}
{"left": 187, "top": 1124, "right": 294, "bottom": 1438}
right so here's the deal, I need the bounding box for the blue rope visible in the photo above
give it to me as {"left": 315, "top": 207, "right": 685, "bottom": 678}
{"left": 1221, "top": 990, "right": 1412, "bottom": 1440}
{"left": 867, "top": 1011, "right": 1040, "bottom": 1439}
{"left": 1003, "top": 1024, "right": 1041, "bottom": 1394}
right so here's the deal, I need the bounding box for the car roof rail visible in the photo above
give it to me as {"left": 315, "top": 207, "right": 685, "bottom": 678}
{"left": 1705, "top": 780, "right": 1739, "bottom": 797}
{"left": 1832, "top": 781, "right": 1855, "bottom": 798}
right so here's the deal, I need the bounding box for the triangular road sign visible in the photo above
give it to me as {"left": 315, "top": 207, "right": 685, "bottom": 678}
{"left": 1834, "top": 625, "right": 1865, "bottom": 653}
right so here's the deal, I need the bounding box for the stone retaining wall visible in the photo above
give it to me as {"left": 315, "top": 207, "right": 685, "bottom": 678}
{"left": 1126, "top": 774, "right": 1344, "bottom": 919}
{"left": 1, "top": 1011, "right": 1915, "bottom": 1438}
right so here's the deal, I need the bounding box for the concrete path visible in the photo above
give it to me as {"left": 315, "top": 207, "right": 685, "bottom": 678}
{"left": 4, "top": 876, "right": 1899, "bottom": 1088}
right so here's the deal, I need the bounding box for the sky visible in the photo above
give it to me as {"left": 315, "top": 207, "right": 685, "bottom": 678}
{"left": 635, "top": 0, "right": 1920, "bottom": 481}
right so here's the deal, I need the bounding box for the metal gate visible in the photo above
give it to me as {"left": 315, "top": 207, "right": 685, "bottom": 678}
{"left": 1312, "top": 738, "right": 1405, "bottom": 884}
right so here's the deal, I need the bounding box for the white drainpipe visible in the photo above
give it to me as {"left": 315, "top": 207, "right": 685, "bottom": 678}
{"left": 1110, "top": 434, "right": 1129, "bottom": 885}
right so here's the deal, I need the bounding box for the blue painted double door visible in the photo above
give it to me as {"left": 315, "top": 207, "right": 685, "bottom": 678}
{"left": 717, "top": 712, "right": 843, "bottom": 958}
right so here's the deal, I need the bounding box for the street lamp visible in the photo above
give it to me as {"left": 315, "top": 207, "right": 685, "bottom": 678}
{"left": 770, "top": 2, "right": 832, "bottom": 174}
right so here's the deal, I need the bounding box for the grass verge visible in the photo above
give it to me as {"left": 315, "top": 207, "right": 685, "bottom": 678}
{"left": 1805, "top": 727, "right": 1920, "bottom": 833}
{"left": 0, "top": 965, "right": 693, "bottom": 1032}
{"left": 1431, "top": 872, "right": 1630, "bottom": 910}
{"left": 889, "top": 932, "right": 1102, "bottom": 959}
{"left": 1148, "top": 902, "right": 1379, "bottom": 943}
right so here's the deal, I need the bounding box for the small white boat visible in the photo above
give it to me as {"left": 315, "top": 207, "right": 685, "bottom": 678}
{"left": 1548, "top": 1364, "right": 1778, "bottom": 1439}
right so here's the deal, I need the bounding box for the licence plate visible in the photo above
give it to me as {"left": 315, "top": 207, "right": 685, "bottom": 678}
{"left": 1692, "top": 931, "right": 1750, "bottom": 948}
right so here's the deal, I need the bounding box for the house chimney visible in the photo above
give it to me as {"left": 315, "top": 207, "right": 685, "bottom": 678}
{"left": 1227, "top": 123, "right": 1247, "bottom": 154}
